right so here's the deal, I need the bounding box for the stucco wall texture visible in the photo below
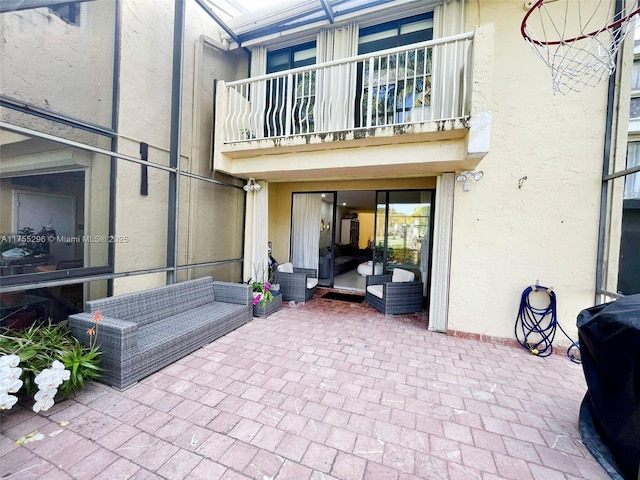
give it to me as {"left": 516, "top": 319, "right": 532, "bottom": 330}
{"left": 0, "top": 4, "right": 115, "bottom": 127}
{"left": 0, "top": 0, "right": 624, "bottom": 349}
{"left": 447, "top": 1, "right": 611, "bottom": 344}
{"left": 112, "top": 0, "right": 246, "bottom": 295}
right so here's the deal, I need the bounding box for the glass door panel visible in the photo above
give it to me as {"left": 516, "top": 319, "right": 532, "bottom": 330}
{"left": 374, "top": 190, "right": 433, "bottom": 296}
{"left": 317, "top": 192, "right": 335, "bottom": 287}
{"left": 374, "top": 191, "right": 388, "bottom": 269}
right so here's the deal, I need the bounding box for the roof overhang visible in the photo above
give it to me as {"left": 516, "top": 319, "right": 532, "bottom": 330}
{"left": 206, "top": 0, "right": 439, "bottom": 50}
{"left": 0, "top": 0, "right": 95, "bottom": 13}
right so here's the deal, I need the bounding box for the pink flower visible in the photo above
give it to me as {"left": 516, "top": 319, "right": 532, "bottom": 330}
{"left": 252, "top": 293, "right": 262, "bottom": 305}
{"left": 264, "top": 282, "right": 271, "bottom": 290}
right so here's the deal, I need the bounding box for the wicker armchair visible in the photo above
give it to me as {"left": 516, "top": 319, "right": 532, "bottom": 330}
{"left": 365, "top": 269, "right": 423, "bottom": 315}
{"left": 276, "top": 262, "right": 318, "bottom": 303}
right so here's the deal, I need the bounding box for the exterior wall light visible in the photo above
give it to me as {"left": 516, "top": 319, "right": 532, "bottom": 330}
{"left": 455, "top": 170, "right": 484, "bottom": 192}
{"left": 243, "top": 178, "right": 261, "bottom": 192}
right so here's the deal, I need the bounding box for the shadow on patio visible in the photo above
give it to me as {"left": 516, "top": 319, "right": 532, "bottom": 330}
{"left": 0, "top": 291, "right": 606, "bottom": 479}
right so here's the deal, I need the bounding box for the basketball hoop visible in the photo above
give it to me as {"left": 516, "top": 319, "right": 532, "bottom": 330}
{"left": 521, "top": 0, "right": 640, "bottom": 94}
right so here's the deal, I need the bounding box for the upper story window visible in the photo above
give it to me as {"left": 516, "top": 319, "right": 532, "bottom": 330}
{"left": 630, "top": 58, "right": 640, "bottom": 120}
{"left": 267, "top": 42, "right": 317, "bottom": 74}
{"left": 625, "top": 141, "right": 640, "bottom": 199}
{"left": 358, "top": 13, "right": 434, "bottom": 55}
{"left": 49, "top": 2, "right": 81, "bottom": 25}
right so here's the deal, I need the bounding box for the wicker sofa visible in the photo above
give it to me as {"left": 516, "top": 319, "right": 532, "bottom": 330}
{"left": 68, "top": 276, "right": 252, "bottom": 389}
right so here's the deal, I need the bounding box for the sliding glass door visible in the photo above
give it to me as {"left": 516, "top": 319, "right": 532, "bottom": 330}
{"left": 375, "top": 190, "right": 433, "bottom": 296}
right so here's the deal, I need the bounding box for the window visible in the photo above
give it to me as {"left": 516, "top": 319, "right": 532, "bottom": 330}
{"left": 358, "top": 13, "right": 434, "bottom": 55}
{"left": 267, "top": 42, "right": 316, "bottom": 74}
{"left": 625, "top": 142, "right": 640, "bottom": 199}
{"left": 266, "top": 42, "right": 317, "bottom": 135}
{"left": 356, "top": 14, "right": 434, "bottom": 127}
{"left": 49, "top": 2, "right": 81, "bottom": 25}
{"left": 630, "top": 58, "right": 640, "bottom": 120}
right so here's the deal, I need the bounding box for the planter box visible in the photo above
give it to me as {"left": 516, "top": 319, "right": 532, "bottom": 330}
{"left": 253, "top": 293, "right": 282, "bottom": 318}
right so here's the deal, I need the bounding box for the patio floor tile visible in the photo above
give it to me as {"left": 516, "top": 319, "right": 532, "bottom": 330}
{"left": 0, "top": 292, "right": 609, "bottom": 479}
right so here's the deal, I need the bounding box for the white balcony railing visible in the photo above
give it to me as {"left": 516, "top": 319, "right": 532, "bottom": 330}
{"left": 224, "top": 32, "right": 474, "bottom": 143}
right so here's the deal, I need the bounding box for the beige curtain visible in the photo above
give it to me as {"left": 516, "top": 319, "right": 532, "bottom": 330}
{"left": 432, "top": 0, "right": 466, "bottom": 119}
{"left": 315, "top": 23, "right": 359, "bottom": 132}
{"left": 249, "top": 46, "right": 267, "bottom": 139}
{"left": 251, "top": 181, "right": 269, "bottom": 282}
{"left": 291, "top": 193, "right": 322, "bottom": 270}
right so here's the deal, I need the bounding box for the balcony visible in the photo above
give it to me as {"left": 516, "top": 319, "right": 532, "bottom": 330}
{"left": 214, "top": 25, "right": 494, "bottom": 178}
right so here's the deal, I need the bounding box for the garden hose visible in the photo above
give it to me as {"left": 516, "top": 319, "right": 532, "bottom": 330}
{"left": 515, "top": 285, "right": 581, "bottom": 363}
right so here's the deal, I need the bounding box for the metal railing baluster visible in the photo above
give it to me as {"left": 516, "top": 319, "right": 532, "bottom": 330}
{"left": 223, "top": 32, "right": 474, "bottom": 142}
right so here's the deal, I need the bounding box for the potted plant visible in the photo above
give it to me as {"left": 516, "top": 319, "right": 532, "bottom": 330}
{"left": 251, "top": 281, "right": 282, "bottom": 318}
{"left": 252, "top": 281, "right": 273, "bottom": 308}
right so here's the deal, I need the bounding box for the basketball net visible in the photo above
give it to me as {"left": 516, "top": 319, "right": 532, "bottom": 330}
{"left": 521, "top": 0, "right": 640, "bottom": 94}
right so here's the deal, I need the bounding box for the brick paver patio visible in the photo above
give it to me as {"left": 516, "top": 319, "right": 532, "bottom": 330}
{"left": 0, "top": 290, "right": 608, "bottom": 479}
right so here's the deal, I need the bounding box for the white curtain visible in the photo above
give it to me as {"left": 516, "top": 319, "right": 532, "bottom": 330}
{"left": 625, "top": 142, "right": 640, "bottom": 199}
{"left": 251, "top": 181, "right": 269, "bottom": 282}
{"left": 419, "top": 191, "right": 432, "bottom": 296}
{"left": 315, "top": 23, "right": 359, "bottom": 131}
{"left": 429, "top": 173, "right": 455, "bottom": 332}
{"left": 432, "top": 0, "right": 466, "bottom": 119}
{"left": 250, "top": 46, "right": 267, "bottom": 139}
{"left": 291, "top": 193, "right": 322, "bottom": 271}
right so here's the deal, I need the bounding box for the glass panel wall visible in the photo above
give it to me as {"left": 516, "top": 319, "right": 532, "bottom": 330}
{"left": 0, "top": 1, "right": 248, "bottom": 332}
{"left": 178, "top": 176, "right": 245, "bottom": 268}
{"left": 180, "top": 263, "right": 243, "bottom": 284}
{"left": 0, "top": 1, "right": 117, "bottom": 128}
{"left": 616, "top": 142, "right": 640, "bottom": 295}
{"left": 604, "top": 51, "right": 640, "bottom": 299}
{"left": 0, "top": 278, "right": 109, "bottom": 325}
{"left": 0, "top": 127, "right": 113, "bottom": 321}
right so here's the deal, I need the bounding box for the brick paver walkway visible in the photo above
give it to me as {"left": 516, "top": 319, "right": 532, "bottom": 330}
{"left": 0, "top": 291, "right": 608, "bottom": 479}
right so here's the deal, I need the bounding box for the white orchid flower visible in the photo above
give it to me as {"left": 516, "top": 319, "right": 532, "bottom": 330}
{"left": 34, "top": 387, "right": 57, "bottom": 412}
{"left": 50, "top": 360, "right": 66, "bottom": 371}
{"left": 0, "top": 393, "right": 18, "bottom": 410}
{"left": 33, "top": 396, "right": 55, "bottom": 413}
{"left": 0, "top": 367, "right": 22, "bottom": 381}
{"left": 35, "top": 363, "right": 70, "bottom": 388}
{"left": 0, "top": 378, "right": 23, "bottom": 394}
{"left": 0, "top": 355, "right": 20, "bottom": 368}
{"left": 34, "top": 388, "right": 56, "bottom": 402}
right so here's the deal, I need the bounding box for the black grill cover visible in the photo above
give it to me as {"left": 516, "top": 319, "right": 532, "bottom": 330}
{"left": 577, "top": 295, "right": 640, "bottom": 480}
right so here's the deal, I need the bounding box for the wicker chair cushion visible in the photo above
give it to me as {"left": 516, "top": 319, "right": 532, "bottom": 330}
{"left": 278, "top": 262, "right": 294, "bottom": 273}
{"left": 307, "top": 278, "right": 318, "bottom": 289}
{"left": 392, "top": 268, "right": 415, "bottom": 282}
{"left": 367, "top": 285, "right": 384, "bottom": 298}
